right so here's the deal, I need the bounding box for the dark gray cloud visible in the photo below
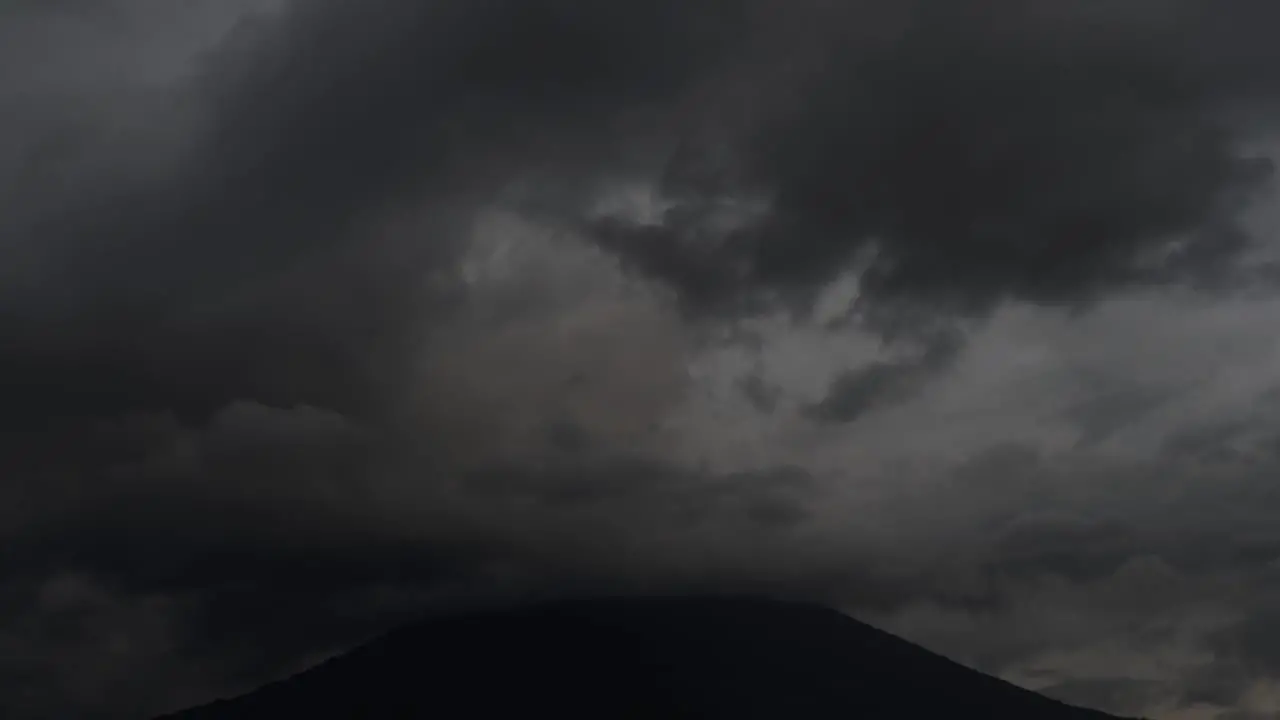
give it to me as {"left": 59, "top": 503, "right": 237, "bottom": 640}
{"left": 1182, "top": 660, "right": 1255, "bottom": 708}
{"left": 6, "top": 0, "right": 1280, "bottom": 429}
{"left": 1206, "top": 604, "right": 1280, "bottom": 679}
{"left": 592, "top": 0, "right": 1277, "bottom": 321}
{"left": 8, "top": 0, "right": 1280, "bottom": 418}
{"left": 737, "top": 373, "right": 782, "bottom": 414}
{"left": 1041, "top": 677, "right": 1168, "bottom": 718}
{"left": 0, "top": 0, "right": 744, "bottom": 428}
{"left": 0, "top": 395, "right": 830, "bottom": 717}
{"left": 806, "top": 324, "right": 963, "bottom": 423}
{"left": 0, "top": 401, "right": 472, "bottom": 719}
{"left": 806, "top": 359, "right": 931, "bottom": 424}
{"left": 9, "top": 1, "right": 1280, "bottom": 718}
{"left": 1065, "top": 384, "right": 1177, "bottom": 448}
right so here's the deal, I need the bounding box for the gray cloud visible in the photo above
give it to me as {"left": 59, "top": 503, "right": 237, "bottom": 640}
{"left": 1065, "top": 384, "right": 1178, "bottom": 449}
{"left": 806, "top": 359, "right": 932, "bottom": 424}
{"left": 590, "top": 0, "right": 1277, "bottom": 322}
{"left": 1041, "top": 677, "right": 1169, "bottom": 717}
{"left": 9, "top": 1, "right": 1280, "bottom": 719}
{"left": 6, "top": 0, "right": 1280, "bottom": 427}
{"left": 737, "top": 373, "right": 782, "bottom": 414}
{"left": 0, "top": 393, "right": 832, "bottom": 717}
{"left": 0, "top": 0, "right": 743, "bottom": 430}
{"left": 806, "top": 324, "right": 963, "bottom": 423}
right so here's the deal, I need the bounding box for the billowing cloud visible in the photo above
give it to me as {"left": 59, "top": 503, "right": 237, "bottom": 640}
{"left": 9, "top": 1, "right": 1280, "bottom": 719}
{"left": 589, "top": 0, "right": 1278, "bottom": 320}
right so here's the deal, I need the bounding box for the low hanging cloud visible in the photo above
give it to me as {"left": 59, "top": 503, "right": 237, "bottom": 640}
{"left": 9, "top": 1, "right": 1280, "bottom": 719}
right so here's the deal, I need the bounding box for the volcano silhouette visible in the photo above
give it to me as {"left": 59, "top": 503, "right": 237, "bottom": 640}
{"left": 155, "top": 595, "right": 1134, "bottom": 719}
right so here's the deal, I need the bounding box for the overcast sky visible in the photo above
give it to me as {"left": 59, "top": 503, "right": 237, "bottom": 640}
{"left": 7, "top": 1, "right": 1280, "bottom": 718}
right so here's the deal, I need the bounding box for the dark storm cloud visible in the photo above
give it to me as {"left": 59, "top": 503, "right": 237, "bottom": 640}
{"left": 0, "top": 396, "right": 829, "bottom": 717}
{"left": 0, "top": 403, "right": 447, "bottom": 592}
{"left": 9, "top": 0, "right": 1280, "bottom": 429}
{"left": 737, "top": 373, "right": 782, "bottom": 414}
{"left": 0, "top": 401, "right": 486, "bottom": 719}
{"left": 805, "top": 359, "right": 930, "bottom": 424}
{"left": 987, "top": 518, "right": 1139, "bottom": 585}
{"left": 1066, "top": 388, "right": 1175, "bottom": 448}
{"left": 1, "top": 0, "right": 747, "bottom": 426}
{"left": 189, "top": 0, "right": 740, "bottom": 286}
{"left": 1181, "top": 660, "right": 1253, "bottom": 708}
{"left": 10, "top": 1, "right": 1280, "bottom": 718}
{"left": 592, "top": 0, "right": 1278, "bottom": 320}
{"left": 1161, "top": 421, "right": 1255, "bottom": 463}
{"left": 462, "top": 458, "right": 815, "bottom": 529}
{"left": 1206, "top": 605, "right": 1280, "bottom": 678}
{"left": 806, "top": 323, "right": 962, "bottom": 423}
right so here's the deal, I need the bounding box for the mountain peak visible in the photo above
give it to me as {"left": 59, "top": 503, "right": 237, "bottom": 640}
{"left": 157, "top": 594, "right": 1135, "bottom": 719}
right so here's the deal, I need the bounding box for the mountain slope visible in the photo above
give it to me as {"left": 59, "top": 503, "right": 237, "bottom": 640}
{"left": 155, "top": 595, "right": 1133, "bottom": 719}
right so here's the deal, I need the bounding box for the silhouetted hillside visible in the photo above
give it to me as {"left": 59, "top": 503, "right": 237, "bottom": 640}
{"left": 155, "top": 595, "right": 1134, "bottom": 719}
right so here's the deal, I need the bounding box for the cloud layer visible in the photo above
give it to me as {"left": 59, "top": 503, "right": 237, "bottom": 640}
{"left": 8, "top": 2, "right": 1280, "bottom": 718}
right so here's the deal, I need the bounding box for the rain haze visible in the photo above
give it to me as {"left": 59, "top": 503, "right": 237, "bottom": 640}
{"left": 6, "top": 1, "right": 1280, "bottom": 718}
